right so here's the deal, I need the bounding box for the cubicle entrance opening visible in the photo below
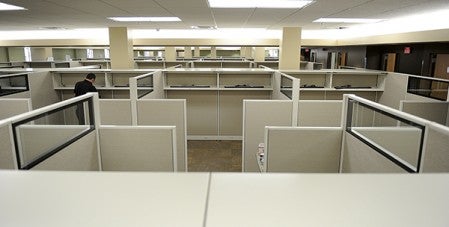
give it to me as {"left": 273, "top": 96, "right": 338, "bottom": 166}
{"left": 187, "top": 140, "right": 242, "bottom": 172}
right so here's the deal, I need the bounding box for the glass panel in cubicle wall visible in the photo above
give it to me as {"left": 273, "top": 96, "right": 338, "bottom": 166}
{"left": 0, "top": 74, "right": 29, "bottom": 97}
{"left": 137, "top": 74, "right": 154, "bottom": 99}
{"left": 346, "top": 98, "right": 425, "bottom": 172}
{"left": 407, "top": 76, "right": 449, "bottom": 101}
{"left": 280, "top": 75, "right": 293, "bottom": 99}
{"left": 12, "top": 98, "right": 95, "bottom": 169}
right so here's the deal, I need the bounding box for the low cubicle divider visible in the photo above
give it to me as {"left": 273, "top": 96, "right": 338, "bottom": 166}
{"left": 399, "top": 100, "right": 449, "bottom": 126}
{"left": 263, "top": 127, "right": 342, "bottom": 173}
{"left": 99, "top": 125, "right": 178, "bottom": 171}
{"left": 297, "top": 100, "right": 343, "bottom": 127}
{"left": 0, "top": 98, "right": 32, "bottom": 120}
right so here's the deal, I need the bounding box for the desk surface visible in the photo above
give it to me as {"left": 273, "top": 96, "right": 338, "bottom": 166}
{"left": 0, "top": 171, "right": 209, "bottom": 227}
{"left": 1, "top": 171, "right": 449, "bottom": 227}
{"left": 206, "top": 173, "right": 449, "bottom": 227}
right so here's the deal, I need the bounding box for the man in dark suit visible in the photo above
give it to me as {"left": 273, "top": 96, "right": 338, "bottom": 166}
{"left": 74, "top": 73, "right": 97, "bottom": 124}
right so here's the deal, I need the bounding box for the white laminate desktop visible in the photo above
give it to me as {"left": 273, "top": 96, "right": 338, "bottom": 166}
{"left": 0, "top": 171, "right": 209, "bottom": 227}
{"left": 206, "top": 173, "right": 449, "bottom": 227}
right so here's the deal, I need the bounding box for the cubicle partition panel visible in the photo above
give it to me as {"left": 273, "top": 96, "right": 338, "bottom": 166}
{"left": 0, "top": 120, "right": 15, "bottom": 169}
{"left": 400, "top": 101, "right": 449, "bottom": 126}
{"left": 0, "top": 98, "right": 31, "bottom": 120}
{"left": 341, "top": 95, "right": 429, "bottom": 173}
{"left": 3, "top": 93, "right": 102, "bottom": 171}
{"left": 264, "top": 127, "right": 342, "bottom": 173}
{"left": 136, "top": 99, "right": 187, "bottom": 171}
{"left": 243, "top": 100, "right": 293, "bottom": 172}
{"left": 421, "top": 123, "right": 449, "bottom": 172}
{"left": 298, "top": 100, "right": 343, "bottom": 127}
{"left": 0, "top": 73, "right": 30, "bottom": 99}
{"left": 99, "top": 126, "right": 177, "bottom": 172}
{"left": 99, "top": 99, "right": 132, "bottom": 125}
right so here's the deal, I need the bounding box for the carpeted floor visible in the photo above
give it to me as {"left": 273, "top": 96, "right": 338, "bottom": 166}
{"left": 187, "top": 140, "right": 242, "bottom": 172}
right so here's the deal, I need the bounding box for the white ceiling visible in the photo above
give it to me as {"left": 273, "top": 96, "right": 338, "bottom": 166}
{"left": 0, "top": 0, "right": 448, "bottom": 31}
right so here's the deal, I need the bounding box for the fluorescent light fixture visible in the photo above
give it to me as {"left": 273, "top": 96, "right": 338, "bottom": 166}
{"left": 108, "top": 17, "right": 181, "bottom": 22}
{"left": 0, "top": 2, "right": 26, "bottom": 10}
{"left": 314, "top": 18, "right": 384, "bottom": 23}
{"left": 208, "top": 0, "right": 313, "bottom": 8}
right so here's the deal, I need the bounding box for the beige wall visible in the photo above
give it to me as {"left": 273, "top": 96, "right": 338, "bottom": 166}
{"left": 8, "top": 47, "right": 25, "bottom": 61}
{"left": 53, "top": 49, "right": 76, "bottom": 61}
{"left": 0, "top": 47, "right": 8, "bottom": 62}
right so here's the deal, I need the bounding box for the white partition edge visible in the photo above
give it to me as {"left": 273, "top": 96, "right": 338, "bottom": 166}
{"left": 339, "top": 95, "right": 350, "bottom": 173}
{"left": 93, "top": 93, "right": 102, "bottom": 171}
{"left": 99, "top": 125, "right": 178, "bottom": 172}
{"left": 291, "top": 78, "right": 300, "bottom": 126}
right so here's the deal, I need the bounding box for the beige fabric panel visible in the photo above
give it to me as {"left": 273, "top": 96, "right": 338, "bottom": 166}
{"left": 298, "top": 100, "right": 342, "bottom": 126}
{"left": 266, "top": 127, "right": 341, "bottom": 172}
{"left": 332, "top": 74, "right": 378, "bottom": 87}
{"left": 299, "top": 91, "right": 326, "bottom": 100}
{"left": 243, "top": 100, "right": 292, "bottom": 172}
{"left": 0, "top": 99, "right": 31, "bottom": 120}
{"left": 342, "top": 132, "right": 408, "bottom": 173}
{"left": 219, "top": 91, "right": 271, "bottom": 136}
{"left": 100, "top": 127, "right": 175, "bottom": 171}
{"left": 219, "top": 74, "right": 271, "bottom": 87}
{"left": 165, "top": 73, "right": 217, "bottom": 87}
{"left": 0, "top": 125, "right": 14, "bottom": 169}
{"left": 137, "top": 99, "right": 186, "bottom": 171}
{"left": 422, "top": 127, "right": 449, "bottom": 172}
{"left": 99, "top": 99, "right": 132, "bottom": 125}
{"left": 167, "top": 90, "right": 218, "bottom": 136}
{"left": 32, "top": 131, "right": 99, "bottom": 171}
{"left": 377, "top": 73, "right": 407, "bottom": 109}
{"left": 401, "top": 102, "right": 448, "bottom": 125}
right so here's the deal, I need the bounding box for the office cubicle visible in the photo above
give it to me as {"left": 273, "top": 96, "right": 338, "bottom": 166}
{"left": 0, "top": 93, "right": 179, "bottom": 171}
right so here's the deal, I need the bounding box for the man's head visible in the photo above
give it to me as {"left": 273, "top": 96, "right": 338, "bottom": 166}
{"left": 86, "top": 73, "right": 96, "bottom": 83}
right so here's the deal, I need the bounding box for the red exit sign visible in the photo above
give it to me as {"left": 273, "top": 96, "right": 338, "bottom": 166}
{"left": 404, "top": 47, "right": 411, "bottom": 54}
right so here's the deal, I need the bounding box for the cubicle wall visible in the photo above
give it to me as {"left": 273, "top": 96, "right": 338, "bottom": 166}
{"left": 264, "top": 127, "right": 341, "bottom": 172}
{"left": 99, "top": 99, "right": 132, "bottom": 125}
{"left": 31, "top": 131, "right": 99, "bottom": 171}
{"left": 243, "top": 100, "right": 293, "bottom": 172}
{"left": 136, "top": 99, "right": 187, "bottom": 171}
{"left": 99, "top": 126, "right": 177, "bottom": 172}
{"left": 0, "top": 120, "right": 15, "bottom": 169}
{"left": 400, "top": 101, "right": 449, "bottom": 126}
{"left": 422, "top": 123, "right": 449, "bottom": 172}
{"left": 0, "top": 98, "right": 31, "bottom": 120}
{"left": 298, "top": 100, "right": 342, "bottom": 127}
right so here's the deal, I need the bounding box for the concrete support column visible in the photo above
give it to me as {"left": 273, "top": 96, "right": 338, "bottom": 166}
{"left": 165, "top": 46, "right": 176, "bottom": 61}
{"left": 108, "top": 27, "right": 134, "bottom": 69}
{"left": 254, "top": 47, "right": 265, "bottom": 62}
{"left": 194, "top": 47, "right": 200, "bottom": 57}
{"left": 184, "top": 46, "right": 192, "bottom": 58}
{"left": 43, "top": 47, "right": 53, "bottom": 60}
{"left": 211, "top": 46, "right": 217, "bottom": 58}
{"left": 279, "top": 27, "right": 302, "bottom": 70}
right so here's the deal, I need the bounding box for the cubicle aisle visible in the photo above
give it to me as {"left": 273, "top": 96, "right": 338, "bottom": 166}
{"left": 1, "top": 171, "right": 449, "bottom": 227}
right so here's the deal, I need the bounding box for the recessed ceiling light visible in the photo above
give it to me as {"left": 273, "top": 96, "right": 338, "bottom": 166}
{"left": 108, "top": 17, "right": 181, "bottom": 22}
{"left": 208, "top": 0, "right": 314, "bottom": 8}
{"left": 0, "top": 2, "right": 26, "bottom": 10}
{"left": 314, "top": 18, "right": 384, "bottom": 23}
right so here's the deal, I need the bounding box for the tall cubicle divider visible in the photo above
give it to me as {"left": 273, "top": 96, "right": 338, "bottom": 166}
{"left": 129, "top": 69, "right": 188, "bottom": 171}
{"left": 242, "top": 72, "right": 299, "bottom": 172}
